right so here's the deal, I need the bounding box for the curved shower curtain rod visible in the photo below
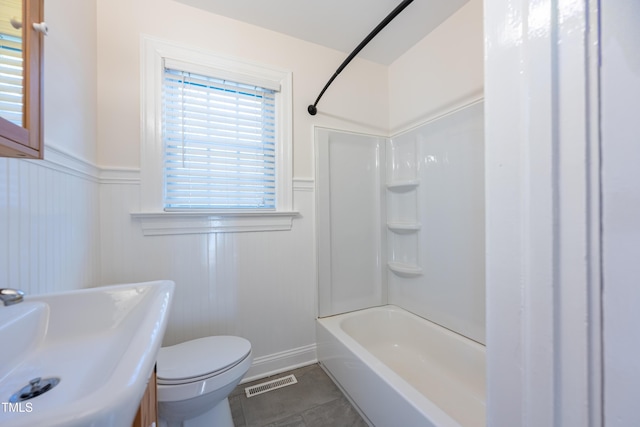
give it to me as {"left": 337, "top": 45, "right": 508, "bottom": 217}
{"left": 307, "top": 0, "right": 415, "bottom": 116}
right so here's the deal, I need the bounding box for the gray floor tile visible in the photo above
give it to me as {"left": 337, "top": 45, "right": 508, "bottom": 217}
{"left": 230, "top": 383, "right": 247, "bottom": 399}
{"left": 302, "top": 397, "right": 368, "bottom": 427}
{"left": 232, "top": 364, "right": 366, "bottom": 427}
{"left": 241, "top": 366, "right": 344, "bottom": 427}
{"left": 230, "top": 394, "right": 246, "bottom": 427}
{"left": 262, "top": 414, "right": 307, "bottom": 427}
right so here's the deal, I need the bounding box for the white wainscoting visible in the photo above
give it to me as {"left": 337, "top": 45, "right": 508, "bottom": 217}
{"left": 100, "top": 172, "right": 318, "bottom": 380}
{"left": 1, "top": 146, "right": 317, "bottom": 380}
{"left": 0, "top": 146, "right": 101, "bottom": 295}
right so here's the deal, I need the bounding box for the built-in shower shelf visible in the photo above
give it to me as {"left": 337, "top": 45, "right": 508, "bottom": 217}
{"left": 386, "top": 180, "right": 419, "bottom": 192}
{"left": 388, "top": 262, "right": 423, "bottom": 277}
{"left": 387, "top": 222, "right": 421, "bottom": 233}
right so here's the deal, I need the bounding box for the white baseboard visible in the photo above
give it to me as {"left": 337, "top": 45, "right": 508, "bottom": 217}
{"left": 242, "top": 344, "right": 317, "bottom": 383}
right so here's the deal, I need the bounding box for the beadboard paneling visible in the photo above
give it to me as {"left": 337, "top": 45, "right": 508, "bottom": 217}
{"left": 0, "top": 155, "right": 101, "bottom": 295}
{"left": 99, "top": 177, "right": 317, "bottom": 377}
{"left": 1, "top": 152, "right": 318, "bottom": 378}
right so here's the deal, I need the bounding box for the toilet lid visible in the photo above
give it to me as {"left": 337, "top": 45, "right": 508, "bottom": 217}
{"left": 157, "top": 336, "right": 251, "bottom": 382}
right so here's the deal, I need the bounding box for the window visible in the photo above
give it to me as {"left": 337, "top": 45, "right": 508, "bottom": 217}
{"left": 162, "top": 64, "right": 277, "bottom": 210}
{"left": 137, "top": 36, "right": 295, "bottom": 234}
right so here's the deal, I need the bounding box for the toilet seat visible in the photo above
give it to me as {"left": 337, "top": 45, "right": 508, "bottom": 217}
{"left": 157, "top": 336, "right": 251, "bottom": 386}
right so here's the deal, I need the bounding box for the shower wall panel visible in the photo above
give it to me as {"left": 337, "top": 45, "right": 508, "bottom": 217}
{"left": 315, "top": 103, "right": 484, "bottom": 343}
{"left": 388, "top": 102, "right": 485, "bottom": 344}
{"left": 316, "top": 129, "right": 387, "bottom": 317}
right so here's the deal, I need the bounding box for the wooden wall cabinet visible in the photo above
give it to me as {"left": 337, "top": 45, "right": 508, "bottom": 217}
{"left": 132, "top": 367, "right": 158, "bottom": 427}
{"left": 0, "top": 0, "right": 43, "bottom": 159}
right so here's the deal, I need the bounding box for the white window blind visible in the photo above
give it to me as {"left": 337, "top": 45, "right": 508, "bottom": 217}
{"left": 162, "top": 65, "right": 278, "bottom": 210}
{"left": 0, "top": 34, "right": 23, "bottom": 127}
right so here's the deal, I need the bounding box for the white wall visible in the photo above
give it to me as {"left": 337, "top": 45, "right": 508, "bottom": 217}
{"left": 94, "top": 0, "right": 390, "bottom": 378}
{"left": 96, "top": 0, "right": 389, "bottom": 175}
{"left": 601, "top": 1, "right": 640, "bottom": 424}
{"left": 0, "top": 0, "right": 100, "bottom": 295}
{"left": 44, "top": 0, "right": 98, "bottom": 163}
{"left": 388, "top": 0, "right": 483, "bottom": 133}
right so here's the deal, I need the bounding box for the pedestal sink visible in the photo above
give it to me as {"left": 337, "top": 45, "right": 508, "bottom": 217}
{"left": 0, "top": 280, "right": 174, "bottom": 427}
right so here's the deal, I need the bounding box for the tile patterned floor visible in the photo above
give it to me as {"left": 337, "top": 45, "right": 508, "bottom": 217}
{"left": 230, "top": 364, "right": 369, "bottom": 427}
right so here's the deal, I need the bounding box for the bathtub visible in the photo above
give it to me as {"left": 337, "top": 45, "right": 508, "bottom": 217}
{"left": 316, "top": 305, "right": 485, "bottom": 427}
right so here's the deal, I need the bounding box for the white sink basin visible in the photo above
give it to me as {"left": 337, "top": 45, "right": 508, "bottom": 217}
{"left": 0, "top": 280, "right": 174, "bottom": 427}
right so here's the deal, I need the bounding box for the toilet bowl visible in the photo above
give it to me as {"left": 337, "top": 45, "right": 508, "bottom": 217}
{"left": 156, "top": 336, "right": 252, "bottom": 427}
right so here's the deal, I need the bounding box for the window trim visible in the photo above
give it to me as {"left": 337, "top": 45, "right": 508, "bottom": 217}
{"left": 130, "top": 211, "right": 297, "bottom": 236}
{"left": 137, "top": 35, "right": 296, "bottom": 234}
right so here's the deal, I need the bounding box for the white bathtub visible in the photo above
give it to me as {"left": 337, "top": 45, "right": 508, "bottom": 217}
{"left": 316, "top": 305, "right": 485, "bottom": 427}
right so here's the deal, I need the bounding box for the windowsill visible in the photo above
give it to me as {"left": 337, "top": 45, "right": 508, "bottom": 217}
{"left": 130, "top": 211, "right": 300, "bottom": 235}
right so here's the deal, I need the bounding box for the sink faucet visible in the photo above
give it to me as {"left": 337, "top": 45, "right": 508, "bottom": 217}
{"left": 0, "top": 289, "right": 25, "bottom": 306}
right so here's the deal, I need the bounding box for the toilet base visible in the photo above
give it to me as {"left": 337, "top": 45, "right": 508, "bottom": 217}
{"left": 159, "top": 397, "right": 234, "bottom": 427}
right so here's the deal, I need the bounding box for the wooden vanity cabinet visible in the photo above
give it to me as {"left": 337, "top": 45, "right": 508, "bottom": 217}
{"left": 132, "top": 367, "right": 158, "bottom": 427}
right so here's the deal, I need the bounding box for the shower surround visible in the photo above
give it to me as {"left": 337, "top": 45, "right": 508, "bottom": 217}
{"left": 315, "top": 101, "right": 485, "bottom": 426}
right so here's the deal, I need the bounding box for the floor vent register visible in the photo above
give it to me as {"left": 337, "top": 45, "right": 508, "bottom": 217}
{"left": 244, "top": 374, "right": 298, "bottom": 398}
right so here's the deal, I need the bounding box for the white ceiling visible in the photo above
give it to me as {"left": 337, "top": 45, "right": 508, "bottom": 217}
{"left": 173, "top": 0, "right": 469, "bottom": 65}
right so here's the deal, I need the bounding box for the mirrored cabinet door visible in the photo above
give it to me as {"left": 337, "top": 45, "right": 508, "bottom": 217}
{"left": 0, "top": 0, "right": 43, "bottom": 158}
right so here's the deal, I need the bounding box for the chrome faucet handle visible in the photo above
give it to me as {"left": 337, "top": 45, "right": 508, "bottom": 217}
{"left": 0, "top": 288, "right": 25, "bottom": 306}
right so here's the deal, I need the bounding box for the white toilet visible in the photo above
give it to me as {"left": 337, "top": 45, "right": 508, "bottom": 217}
{"left": 156, "top": 336, "right": 252, "bottom": 427}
